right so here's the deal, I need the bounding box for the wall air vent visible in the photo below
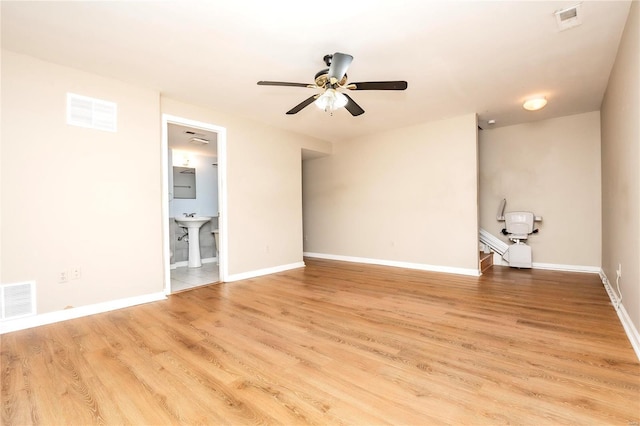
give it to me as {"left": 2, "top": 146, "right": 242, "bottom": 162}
{"left": 67, "top": 93, "right": 117, "bottom": 132}
{"left": 555, "top": 4, "right": 582, "bottom": 31}
{"left": 1, "top": 281, "right": 36, "bottom": 320}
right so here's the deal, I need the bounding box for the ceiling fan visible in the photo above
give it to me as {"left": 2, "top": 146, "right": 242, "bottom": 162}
{"left": 257, "top": 52, "right": 408, "bottom": 116}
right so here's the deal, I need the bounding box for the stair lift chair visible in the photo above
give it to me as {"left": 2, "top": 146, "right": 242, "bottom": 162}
{"left": 496, "top": 199, "right": 542, "bottom": 268}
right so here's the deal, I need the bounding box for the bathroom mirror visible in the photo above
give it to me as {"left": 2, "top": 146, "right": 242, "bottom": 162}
{"left": 173, "top": 166, "right": 196, "bottom": 199}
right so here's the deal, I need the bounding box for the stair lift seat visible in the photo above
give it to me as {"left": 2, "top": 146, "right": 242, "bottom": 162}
{"left": 502, "top": 211, "right": 538, "bottom": 268}
{"left": 496, "top": 200, "right": 542, "bottom": 269}
{"left": 502, "top": 212, "right": 536, "bottom": 241}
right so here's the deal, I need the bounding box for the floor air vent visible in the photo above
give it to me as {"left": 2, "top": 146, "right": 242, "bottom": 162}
{"left": 1, "top": 282, "right": 36, "bottom": 320}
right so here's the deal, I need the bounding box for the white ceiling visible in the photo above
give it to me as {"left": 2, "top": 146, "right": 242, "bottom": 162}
{"left": 1, "top": 1, "right": 632, "bottom": 144}
{"left": 168, "top": 123, "right": 218, "bottom": 157}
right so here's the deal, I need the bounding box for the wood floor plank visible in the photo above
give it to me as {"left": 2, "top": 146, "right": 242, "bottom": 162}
{"left": 82, "top": 346, "right": 178, "bottom": 424}
{"left": 1, "top": 259, "right": 639, "bottom": 425}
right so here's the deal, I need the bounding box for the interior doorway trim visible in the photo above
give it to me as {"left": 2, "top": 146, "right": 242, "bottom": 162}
{"left": 161, "top": 114, "right": 228, "bottom": 294}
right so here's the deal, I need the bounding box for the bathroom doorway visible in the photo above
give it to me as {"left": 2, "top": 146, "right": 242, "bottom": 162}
{"left": 161, "top": 114, "right": 228, "bottom": 294}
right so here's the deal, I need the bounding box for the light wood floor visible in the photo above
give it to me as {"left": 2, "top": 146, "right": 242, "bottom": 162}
{"left": 2, "top": 259, "right": 639, "bottom": 425}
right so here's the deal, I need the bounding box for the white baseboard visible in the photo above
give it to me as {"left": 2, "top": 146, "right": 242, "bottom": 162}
{"left": 304, "top": 252, "right": 481, "bottom": 277}
{"left": 599, "top": 270, "right": 640, "bottom": 361}
{"left": 492, "top": 256, "right": 602, "bottom": 274}
{"left": 170, "top": 257, "right": 217, "bottom": 270}
{"left": 532, "top": 262, "right": 602, "bottom": 273}
{"left": 225, "top": 261, "right": 306, "bottom": 282}
{"left": 0, "top": 292, "right": 167, "bottom": 334}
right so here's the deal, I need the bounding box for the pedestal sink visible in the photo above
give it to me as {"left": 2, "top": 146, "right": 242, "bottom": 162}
{"left": 175, "top": 216, "right": 212, "bottom": 268}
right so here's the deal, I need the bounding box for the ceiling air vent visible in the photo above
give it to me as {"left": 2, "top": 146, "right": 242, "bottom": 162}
{"left": 555, "top": 4, "right": 582, "bottom": 31}
{"left": 1, "top": 281, "right": 36, "bottom": 320}
{"left": 67, "top": 93, "right": 117, "bottom": 132}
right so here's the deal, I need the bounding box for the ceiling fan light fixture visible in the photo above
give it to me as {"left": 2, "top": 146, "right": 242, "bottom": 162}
{"left": 315, "top": 89, "right": 348, "bottom": 112}
{"left": 523, "top": 97, "right": 548, "bottom": 111}
{"left": 258, "top": 52, "right": 406, "bottom": 116}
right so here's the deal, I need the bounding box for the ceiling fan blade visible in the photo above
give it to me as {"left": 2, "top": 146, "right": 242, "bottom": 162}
{"left": 258, "top": 81, "right": 312, "bottom": 88}
{"left": 343, "top": 94, "right": 365, "bottom": 116}
{"left": 328, "top": 52, "right": 353, "bottom": 84}
{"left": 286, "top": 95, "right": 318, "bottom": 115}
{"left": 349, "top": 81, "right": 408, "bottom": 90}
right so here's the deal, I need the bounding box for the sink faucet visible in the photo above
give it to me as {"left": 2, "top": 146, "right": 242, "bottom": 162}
{"left": 184, "top": 212, "right": 196, "bottom": 217}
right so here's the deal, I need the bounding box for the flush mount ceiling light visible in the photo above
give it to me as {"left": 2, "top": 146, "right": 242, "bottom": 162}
{"left": 314, "top": 88, "right": 348, "bottom": 113}
{"left": 188, "top": 137, "right": 209, "bottom": 145}
{"left": 523, "top": 97, "right": 548, "bottom": 111}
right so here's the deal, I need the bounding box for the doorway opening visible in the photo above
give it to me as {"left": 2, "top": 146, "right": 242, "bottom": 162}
{"left": 161, "top": 114, "right": 228, "bottom": 294}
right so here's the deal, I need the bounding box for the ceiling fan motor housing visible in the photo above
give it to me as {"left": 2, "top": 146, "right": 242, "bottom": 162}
{"left": 315, "top": 69, "right": 347, "bottom": 88}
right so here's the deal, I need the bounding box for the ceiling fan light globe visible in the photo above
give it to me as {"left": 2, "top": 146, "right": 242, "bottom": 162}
{"left": 314, "top": 95, "right": 328, "bottom": 110}
{"left": 314, "top": 89, "right": 348, "bottom": 112}
{"left": 335, "top": 92, "right": 348, "bottom": 108}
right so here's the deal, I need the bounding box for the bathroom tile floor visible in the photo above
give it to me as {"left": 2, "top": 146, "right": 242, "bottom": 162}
{"left": 171, "top": 262, "right": 220, "bottom": 292}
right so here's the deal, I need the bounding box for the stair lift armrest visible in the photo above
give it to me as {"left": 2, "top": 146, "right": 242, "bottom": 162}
{"left": 496, "top": 198, "right": 506, "bottom": 221}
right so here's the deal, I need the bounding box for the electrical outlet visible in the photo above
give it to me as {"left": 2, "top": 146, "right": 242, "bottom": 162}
{"left": 617, "top": 263, "right": 622, "bottom": 278}
{"left": 71, "top": 267, "right": 81, "bottom": 280}
{"left": 59, "top": 270, "right": 69, "bottom": 283}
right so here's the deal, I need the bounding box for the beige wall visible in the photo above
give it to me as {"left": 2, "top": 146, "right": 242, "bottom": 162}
{"left": 0, "top": 50, "right": 332, "bottom": 318}
{"left": 161, "top": 98, "right": 331, "bottom": 276}
{"left": 601, "top": 1, "right": 639, "bottom": 334}
{"left": 1, "top": 50, "right": 163, "bottom": 314}
{"left": 303, "top": 113, "right": 479, "bottom": 271}
{"left": 479, "top": 112, "right": 602, "bottom": 267}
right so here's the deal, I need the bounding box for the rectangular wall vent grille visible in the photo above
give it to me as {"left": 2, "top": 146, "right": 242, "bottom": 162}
{"left": 1, "top": 282, "right": 36, "bottom": 320}
{"left": 67, "top": 93, "right": 117, "bottom": 132}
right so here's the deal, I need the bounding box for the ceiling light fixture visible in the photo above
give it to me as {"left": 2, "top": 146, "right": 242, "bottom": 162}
{"left": 315, "top": 89, "right": 348, "bottom": 114}
{"left": 188, "top": 137, "right": 209, "bottom": 145}
{"left": 523, "top": 97, "right": 548, "bottom": 111}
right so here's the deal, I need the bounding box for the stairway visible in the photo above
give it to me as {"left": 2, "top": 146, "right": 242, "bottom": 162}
{"left": 479, "top": 251, "right": 493, "bottom": 272}
{"left": 478, "top": 228, "right": 509, "bottom": 272}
